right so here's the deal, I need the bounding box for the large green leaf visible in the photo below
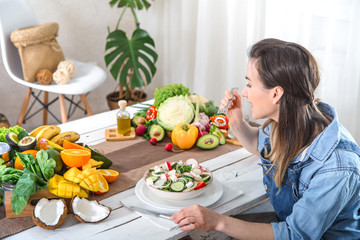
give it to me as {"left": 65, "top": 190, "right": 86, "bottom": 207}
{"left": 109, "top": 0, "right": 151, "bottom": 10}
{"left": 105, "top": 28, "right": 158, "bottom": 89}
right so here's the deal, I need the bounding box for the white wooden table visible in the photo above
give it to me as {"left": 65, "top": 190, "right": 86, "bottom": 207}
{"left": 5, "top": 100, "right": 267, "bottom": 240}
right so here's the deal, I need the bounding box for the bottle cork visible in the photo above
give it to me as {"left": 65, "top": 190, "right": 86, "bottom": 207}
{"left": 118, "top": 100, "right": 127, "bottom": 110}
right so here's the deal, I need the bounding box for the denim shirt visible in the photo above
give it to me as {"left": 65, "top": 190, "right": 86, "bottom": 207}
{"left": 257, "top": 102, "right": 360, "bottom": 240}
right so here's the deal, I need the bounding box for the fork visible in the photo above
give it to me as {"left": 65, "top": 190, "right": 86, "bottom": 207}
{"left": 217, "top": 87, "right": 238, "bottom": 115}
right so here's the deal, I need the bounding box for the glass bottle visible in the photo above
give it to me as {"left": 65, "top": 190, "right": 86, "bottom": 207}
{"left": 116, "top": 100, "right": 131, "bottom": 135}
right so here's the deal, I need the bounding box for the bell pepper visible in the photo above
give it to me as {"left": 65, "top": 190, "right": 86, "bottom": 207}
{"left": 146, "top": 105, "right": 157, "bottom": 121}
{"left": 171, "top": 123, "right": 199, "bottom": 150}
{"left": 210, "top": 115, "right": 229, "bottom": 130}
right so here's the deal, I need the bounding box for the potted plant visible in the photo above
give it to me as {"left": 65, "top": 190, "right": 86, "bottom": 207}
{"left": 105, "top": 0, "right": 158, "bottom": 109}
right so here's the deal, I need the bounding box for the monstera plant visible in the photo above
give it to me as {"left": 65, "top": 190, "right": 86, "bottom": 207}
{"left": 105, "top": 0, "right": 158, "bottom": 108}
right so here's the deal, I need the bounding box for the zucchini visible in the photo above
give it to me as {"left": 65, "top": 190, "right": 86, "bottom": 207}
{"left": 85, "top": 145, "right": 112, "bottom": 169}
{"left": 170, "top": 181, "right": 185, "bottom": 192}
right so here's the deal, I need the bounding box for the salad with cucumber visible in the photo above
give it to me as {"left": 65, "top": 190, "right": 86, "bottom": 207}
{"left": 145, "top": 158, "right": 212, "bottom": 192}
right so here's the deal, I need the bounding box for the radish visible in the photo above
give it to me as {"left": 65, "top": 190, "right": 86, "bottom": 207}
{"left": 165, "top": 143, "right": 173, "bottom": 151}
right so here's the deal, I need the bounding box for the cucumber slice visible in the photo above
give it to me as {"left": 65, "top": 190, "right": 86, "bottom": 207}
{"left": 170, "top": 181, "right": 185, "bottom": 192}
{"left": 202, "top": 175, "right": 211, "bottom": 182}
{"left": 147, "top": 176, "right": 158, "bottom": 182}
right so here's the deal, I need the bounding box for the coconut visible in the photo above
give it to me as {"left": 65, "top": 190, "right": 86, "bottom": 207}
{"left": 32, "top": 198, "right": 67, "bottom": 229}
{"left": 71, "top": 196, "right": 111, "bottom": 223}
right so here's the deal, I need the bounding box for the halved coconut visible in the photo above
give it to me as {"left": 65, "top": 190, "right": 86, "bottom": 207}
{"left": 71, "top": 196, "right": 111, "bottom": 223}
{"left": 32, "top": 198, "right": 67, "bottom": 229}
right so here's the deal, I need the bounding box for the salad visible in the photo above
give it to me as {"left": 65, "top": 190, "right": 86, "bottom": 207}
{"left": 145, "top": 158, "right": 212, "bottom": 192}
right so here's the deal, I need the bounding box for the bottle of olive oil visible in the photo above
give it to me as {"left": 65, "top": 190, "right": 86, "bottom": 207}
{"left": 116, "top": 100, "right": 131, "bottom": 135}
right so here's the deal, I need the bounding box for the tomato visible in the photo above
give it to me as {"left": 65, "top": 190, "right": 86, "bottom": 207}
{"left": 146, "top": 105, "right": 157, "bottom": 121}
{"left": 210, "top": 115, "right": 229, "bottom": 130}
{"left": 194, "top": 181, "right": 206, "bottom": 190}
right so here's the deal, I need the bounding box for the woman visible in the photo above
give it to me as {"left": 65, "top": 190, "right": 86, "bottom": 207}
{"left": 171, "top": 38, "right": 360, "bottom": 239}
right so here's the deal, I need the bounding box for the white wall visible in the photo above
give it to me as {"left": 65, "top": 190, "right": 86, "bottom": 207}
{"left": 0, "top": 0, "right": 161, "bottom": 132}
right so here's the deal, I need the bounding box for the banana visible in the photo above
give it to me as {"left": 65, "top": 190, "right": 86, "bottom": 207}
{"left": 29, "top": 125, "right": 49, "bottom": 137}
{"left": 36, "top": 125, "right": 61, "bottom": 140}
{"left": 50, "top": 131, "right": 80, "bottom": 146}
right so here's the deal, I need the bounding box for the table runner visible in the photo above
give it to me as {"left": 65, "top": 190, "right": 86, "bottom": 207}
{"left": 0, "top": 136, "right": 240, "bottom": 238}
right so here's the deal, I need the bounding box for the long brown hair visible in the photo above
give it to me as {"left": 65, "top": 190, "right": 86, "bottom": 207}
{"left": 249, "top": 39, "right": 330, "bottom": 188}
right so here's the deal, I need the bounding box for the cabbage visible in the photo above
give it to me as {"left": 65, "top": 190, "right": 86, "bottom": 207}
{"left": 157, "top": 95, "right": 195, "bottom": 131}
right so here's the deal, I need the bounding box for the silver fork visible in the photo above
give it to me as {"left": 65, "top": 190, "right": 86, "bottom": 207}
{"left": 217, "top": 87, "right": 238, "bottom": 115}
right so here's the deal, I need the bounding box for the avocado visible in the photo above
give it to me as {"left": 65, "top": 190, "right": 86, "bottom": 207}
{"left": 209, "top": 124, "right": 226, "bottom": 144}
{"left": 18, "top": 136, "right": 36, "bottom": 151}
{"left": 45, "top": 149, "right": 63, "bottom": 173}
{"left": 132, "top": 116, "right": 147, "bottom": 127}
{"left": 196, "top": 134, "right": 220, "bottom": 150}
{"left": 149, "top": 124, "right": 165, "bottom": 142}
{"left": 5, "top": 132, "right": 18, "bottom": 147}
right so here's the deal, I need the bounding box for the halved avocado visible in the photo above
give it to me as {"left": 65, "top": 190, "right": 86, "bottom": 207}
{"left": 196, "top": 134, "right": 220, "bottom": 150}
{"left": 132, "top": 116, "right": 147, "bottom": 127}
{"left": 149, "top": 124, "right": 165, "bottom": 142}
{"left": 5, "top": 132, "right": 18, "bottom": 147}
{"left": 209, "top": 124, "right": 226, "bottom": 145}
{"left": 18, "top": 136, "right": 36, "bottom": 151}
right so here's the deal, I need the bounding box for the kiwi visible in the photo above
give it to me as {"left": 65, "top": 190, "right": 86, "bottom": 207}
{"left": 18, "top": 136, "right": 36, "bottom": 151}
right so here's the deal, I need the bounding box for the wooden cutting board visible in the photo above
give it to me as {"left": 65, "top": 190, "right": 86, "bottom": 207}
{"left": 105, "top": 127, "right": 136, "bottom": 141}
{"left": 4, "top": 190, "right": 71, "bottom": 218}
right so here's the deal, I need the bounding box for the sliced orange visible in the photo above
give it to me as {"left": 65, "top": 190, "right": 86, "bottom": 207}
{"left": 97, "top": 169, "right": 119, "bottom": 183}
{"left": 94, "top": 173, "right": 109, "bottom": 195}
{"left": 63, "top": 140, "right": 91, "bottom": 152}
{"left": 60, "top": 149, "right": 91, "bottom": 168}
{"left": 14, "top": 149, "right": 38, "bottom": 170}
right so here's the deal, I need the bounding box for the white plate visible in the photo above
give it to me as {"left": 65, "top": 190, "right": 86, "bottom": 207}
{"left": 135, "top": 178, "right": 223, "bottom": 214}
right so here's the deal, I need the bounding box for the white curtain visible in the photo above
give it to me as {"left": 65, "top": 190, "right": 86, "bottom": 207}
{"left": 139, "top": 0, "right": 360, "bottom": 143}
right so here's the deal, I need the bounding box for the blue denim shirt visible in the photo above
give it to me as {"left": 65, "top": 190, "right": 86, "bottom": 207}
{"left": 257, "top": 102, "right": 360, "bottom": 240}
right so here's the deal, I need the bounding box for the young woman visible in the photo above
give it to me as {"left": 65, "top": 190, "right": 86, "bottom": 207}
{"left": 171, "top": 38, "right": 360, "bottom": 239}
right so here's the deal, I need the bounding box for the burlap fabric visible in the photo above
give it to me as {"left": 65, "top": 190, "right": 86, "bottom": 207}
{"left": 0, "top": 137, "right": 241, "bottom": 238}
{"left": 10, "top": 22, "right": 65, "bottom": 82}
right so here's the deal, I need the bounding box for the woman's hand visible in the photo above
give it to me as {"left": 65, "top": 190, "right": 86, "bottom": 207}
{"left": 220, "top": 89, "right": 244, "bottom": 129}
{"left": 171, "top": 204, "right": 224, "bottom": 231}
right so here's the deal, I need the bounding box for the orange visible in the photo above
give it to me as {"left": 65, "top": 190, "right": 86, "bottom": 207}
{"left": 94, "top": 173, "right": 109, "bottom": 195}
{"left": 60, "top": 149, "right": 91, "bottom": 168}
{"left": 97, "top": 169, "right": 119, "bottom": 183}
{"left": 63, "top": 140, "right": 91, "bottom": 152}
{"left": 1, "top": 152, "right": 9, "bottom": 163}
{"left": 14, "top": 150, "right": 38, "bottom": 170}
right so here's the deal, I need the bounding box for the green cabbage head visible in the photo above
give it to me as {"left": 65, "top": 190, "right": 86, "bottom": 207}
{"left": 157, "top": 95, "right": 195, "bottom": 131}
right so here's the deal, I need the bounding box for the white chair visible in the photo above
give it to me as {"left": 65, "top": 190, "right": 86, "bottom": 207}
{"left": 0, "top": 0, "right": 106, "bottom": 125}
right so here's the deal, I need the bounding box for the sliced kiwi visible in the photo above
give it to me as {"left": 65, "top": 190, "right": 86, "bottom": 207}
{"left": 18, "top": 136, "right": 36, "bottom": 151}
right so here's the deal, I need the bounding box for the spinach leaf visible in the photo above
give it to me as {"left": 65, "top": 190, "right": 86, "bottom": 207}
{"left": 36, "top": 150, "right": 56, "bottom": 181}
{"left": 16, "top": 152, "right": 42, "bottom": 177}
{"left": 11, "top": 169, "right": 47, "bottom": 215}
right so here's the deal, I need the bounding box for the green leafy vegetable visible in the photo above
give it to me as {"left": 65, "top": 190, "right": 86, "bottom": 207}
{"left": 0, "top": 168, "right": 23, "bottom": 185}
{"left": 36, "top": 150, "right": 56, "bottom": 181}
{"left": 0, "top": 125, "right": 26, "bottom": 143}
{"left": 154, "top": 84, "right": 191, "bottom": 107}
{"left": 11, "top": 168, "right": 47, "bottom": 215}
{"left": 157, "top": 95, "right": 195, "bottom": 131}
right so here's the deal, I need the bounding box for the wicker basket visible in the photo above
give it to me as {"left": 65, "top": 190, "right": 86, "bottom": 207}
{"left": 10, "top": 22, "right": 65, "bottom": 82}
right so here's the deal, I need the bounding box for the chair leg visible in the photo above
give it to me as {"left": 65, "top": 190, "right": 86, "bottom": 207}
{"left": 59, "top": 94, "right": 68, "bottom": 123}
{"left": 80, "top": 94, "right": 93, "bottom": 116}
{"left": 43, "top": 91, "right": 48, "bottom": 125}
{"left": 17, "top": 88, "right": 32, "bottom": 126}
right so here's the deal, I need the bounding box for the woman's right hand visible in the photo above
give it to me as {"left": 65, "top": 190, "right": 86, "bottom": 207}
{"left": 220, "top": 89, "right": 244, "bottom": 129}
